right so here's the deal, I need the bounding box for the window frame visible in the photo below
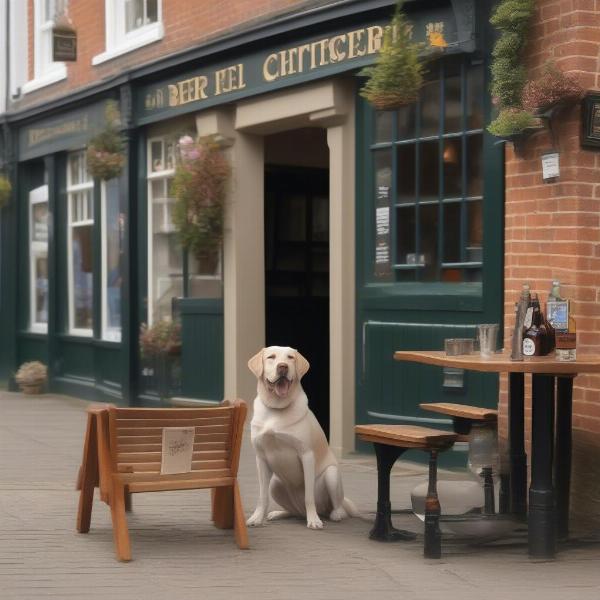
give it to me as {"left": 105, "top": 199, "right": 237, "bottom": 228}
{"left": 92, "top": 0, "right": 164, "bottom": 66}
{"left": 23, "top": 0, "right": 67, "bottom": 94}
{"left": 29, "top": 185, "right": 49, "bottom": 334}
{"left": 66, "top": 150, "right": 95, "bottom": 337}
{"left": 367, "top": 56, "right": 485, "bottom": 288}
{"left": 101, "top": 179, "right": 122, "bottom": 342}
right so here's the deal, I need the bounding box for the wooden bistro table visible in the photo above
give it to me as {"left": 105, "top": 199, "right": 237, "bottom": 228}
{"left": 393, "top": 350, "right": 600, "bottom": 559}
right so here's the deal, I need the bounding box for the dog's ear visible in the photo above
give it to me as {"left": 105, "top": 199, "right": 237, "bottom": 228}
{"left": 248, "top": 349, "right": 264, "bottom": 378}
{"left": 295, "top": 350, "right": 310, "bottom": 379}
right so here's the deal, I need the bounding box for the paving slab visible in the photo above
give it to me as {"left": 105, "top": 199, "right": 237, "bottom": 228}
{"left": 1, "top": 392, "right": 600, "bottom": 600}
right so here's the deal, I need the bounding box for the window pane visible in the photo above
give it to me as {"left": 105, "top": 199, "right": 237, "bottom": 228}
{"left": 420, "top": 141, "right": 439, "bottom": 200}
{"left": 397, "top": 103, "right": 416, "bottom": 140}
{"left": 69, "top": 153, "right": 81, "bottom": 185}
{"left": 443, "top": 138, "right": 462, "bottom": 198}
{"left": 467, "top": 135, "right": 483, "bottom": 197}
{"left": 420, "top": 77, "right": 440, "bottom": 137}
{"left": 444, "top": 63, "right": 462, "bottom": 133}
{"left": 150, "top": 140, "right": 163, "bottom": 172}
{"left": 146, "top": 0, "right": 158, "bottom": 24}
{"left": 374, "top": 149, "right": 392, "bottom": 206}
{"left": 443, "top": 202, "right": 461, "bottom": 263}
{"left": 467, "top": 200, "right": 483, "bottom": 259}
{"left": 467, "top": 63, "right": 484, "bottom": 130}
{"left": 419, "top": 203, "right": 438, "bottom": 281}
{"left": 396, "top": 205, "right": 415, "bottom": 264}
{"left": 125, "top": 0, "right": 145, "bottom": 32}
{"left": 72, "top": 225, "right": 93, "bottom": 330}
{"left": 35, "top": 256, "right": 49, "bottom": 324}
{"left": 375, "top": 111, "right": 393, "bottom": 143}
{"left": 396, "top": 144, "right": 415, "bottom": 203}
{"left": 312, "top": 196, "right": 329, "bottom": 242}
{"left": 103, "top": 180, "right": 122, "bottom": 341}
{"left": 373, "top": 149, "right": 392, "bottom": 280}
{"left": 32, "top": 202, "right": 49, "bottom": 242}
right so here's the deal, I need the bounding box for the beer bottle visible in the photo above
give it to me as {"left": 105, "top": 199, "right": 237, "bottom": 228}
{"left": 523, "top": 294, "right": 546, "bottom": 356}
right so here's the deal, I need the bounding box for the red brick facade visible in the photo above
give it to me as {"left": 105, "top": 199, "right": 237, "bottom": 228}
{"left": 500, "top": 0, "right": 600, "bottom": 525}
{"left": 20, "top": 0, "right": 314, "bottom": 110}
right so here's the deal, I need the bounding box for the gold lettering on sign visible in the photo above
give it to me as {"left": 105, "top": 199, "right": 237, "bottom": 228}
{"left": 263, "top": 53, "right": 279, "bottom": 82}
{"left": 329, "top": 34, "right": 347, "bottom": 63}
{"left": 366, "top": 26, "right": 383, "bottom": 54}
{"left": 215, "top": 63, "right": 246, "bottom": 95}
{"left": 347, "top": 29, "right": 367, "bottom": 59}
{"left": 168, "top": 76, "right": 208, "bottom": 107}
{"left": 28, "top": 115, "right": 89, "bottom": 147}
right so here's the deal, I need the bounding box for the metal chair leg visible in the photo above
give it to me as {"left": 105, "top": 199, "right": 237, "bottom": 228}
{"left": 424, "top": 449, "right": 442, "bottom": 559}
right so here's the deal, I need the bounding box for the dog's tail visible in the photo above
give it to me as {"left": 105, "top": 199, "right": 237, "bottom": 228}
{"left": 342, "top": 497, "right": 360, "bottom": 518}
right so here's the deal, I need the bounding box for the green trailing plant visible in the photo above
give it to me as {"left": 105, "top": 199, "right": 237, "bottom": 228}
{"left": 171, "top": 134, "right": 230, "bottom": 264}
{"left": 360, "top": 0, "right": 425, "bottom": 110}
{"left": 522, "top": 62, "right": 585, "bottom": 114}
{"left": 86, "top": 101, "right": 125, "bottom": 180}
{"left": 139, "top": 320, "right": 182, "bottom": 360}
{"left": 0, "top": 174, "right": 11, "bottom": 208}
{"left": 488, "top": 0, "right": 535, "bottom": 137}
{"left": 487, "top": 108, "right": 538, "bottom": 138}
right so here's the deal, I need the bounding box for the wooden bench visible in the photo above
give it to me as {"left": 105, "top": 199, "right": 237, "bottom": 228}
{"left": 355, "top": 424, "right": 457, "bottom": 559}
{"left": 77, "top": 400, "right": 249, "bottom": 561}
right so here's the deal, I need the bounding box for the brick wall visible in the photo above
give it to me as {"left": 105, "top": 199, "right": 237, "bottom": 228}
{"left": 16, "top": 0, "right": 321, "bottom": 109}
{"left": 500, "top": 0, "right": 600, "bottom": 526}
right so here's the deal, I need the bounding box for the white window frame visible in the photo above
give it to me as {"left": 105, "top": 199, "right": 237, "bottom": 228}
{"left": 147, "top": 136, "right": 176, "bottom": 326}
{"left": 92, "top": 0, "right": 163, "bottom": 66}
{"left": 67, "top": 151, "right": 94, "bottom": 337}
{"left": 101, "top": 180, "right": 122, "bottom": 342}
{"left": 22, "top": 0, "right": 67, "bottom": 94}
{"left": 29, "top": 185, "right": 49, "bottom": 334}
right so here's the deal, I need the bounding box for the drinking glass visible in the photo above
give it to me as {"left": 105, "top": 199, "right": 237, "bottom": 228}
{"left": 478, "top": 324, "right": 499, "bottom": 357}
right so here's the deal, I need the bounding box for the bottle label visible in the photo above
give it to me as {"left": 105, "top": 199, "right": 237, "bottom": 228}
{"left": 523, "top": 338, "right": 536, "bottom": 356}
{"left": 524, "top": 307, "right": 533, "bottom": 329}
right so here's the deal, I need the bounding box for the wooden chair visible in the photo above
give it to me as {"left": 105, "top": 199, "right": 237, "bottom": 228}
{"left": 77, "top": 400, "right": 249, "bottom": 561}
{"left": 355, "top": 424, "right": 457, "bottom": 559}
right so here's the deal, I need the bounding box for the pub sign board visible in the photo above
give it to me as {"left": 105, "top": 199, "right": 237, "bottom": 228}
{"left": 581, "top": 93, "right": 600, "bottom": 149}
{"left": 53, "top": 24, "right": 77, "bottom": 62}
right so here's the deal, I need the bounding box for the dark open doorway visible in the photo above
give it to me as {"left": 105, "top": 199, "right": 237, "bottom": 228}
{"left": 264, "top": 128, "right": 330, "bottom": 437}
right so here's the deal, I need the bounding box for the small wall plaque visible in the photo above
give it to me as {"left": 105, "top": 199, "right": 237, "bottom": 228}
{"left": 52, "top": 17, "right": 77, "bottom": 62}
{"left": 581, "top": 93, "right": 600, "bottom": 148}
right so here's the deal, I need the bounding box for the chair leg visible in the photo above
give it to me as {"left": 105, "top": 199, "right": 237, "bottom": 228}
{"left": 233, "top": 481, "right": 249, "bottom": 550}
{"left": 370, "top": 443, "right": 416, "bottom": 542}
{"left": 76, "top": 414, "right": 99, "bottom": 533}
{"left": 110, "top": 481, "right": 132, "bottom": 562}
{"left": 212, "top": 486, "right": 234, "bottom": 529}
{"left": 125, "top": 490, "right": 133, "bottom": 512}
{"left": 424, "top": 449, "right": 442, "bottom": 559}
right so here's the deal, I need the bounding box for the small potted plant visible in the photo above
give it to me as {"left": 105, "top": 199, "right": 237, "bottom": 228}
{"left": 140, "top": 320, "right": 182, "bottom": 401}
{"left": 0, "top": 174, "right": 11, "bottom": 209}
{"left": 171, "top": 134, "right": 230, "bottom": 270}
{"left": 522, "top": 62, "right": 584, "bottom": 117}
{"left": 86, "top": 101, "right": 125, "bottom": 180}
{"left": 359, "top": 0, "right": 425, "bottom": 110}
{"left": 15, "top": 361, "right": 48, "bottom": 395}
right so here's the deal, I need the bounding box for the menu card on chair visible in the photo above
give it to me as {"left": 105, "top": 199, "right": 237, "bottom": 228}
{"left": 160, "top": 427, "right": 195, "bottom": 475}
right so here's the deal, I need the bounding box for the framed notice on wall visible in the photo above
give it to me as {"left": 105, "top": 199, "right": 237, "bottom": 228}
{"left": 581, "top": 93, "right": 600, "bottom": 148}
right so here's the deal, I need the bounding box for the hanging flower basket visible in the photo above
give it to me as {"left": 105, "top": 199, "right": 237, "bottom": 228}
{"left": 522, "top": 63, "right": 585, "bottom": 117}
{"left": 0, "top": 174, "right": 11, "bottom": 208}
{"left": 171, "top": 134, "right": 230, "bottom": 262}
{"left": 488, "top": 108, "right": 543, "bottom": 141}
{"left": 359, "top": 1, "right": 425, "bottom": 111}
{"left": 139, "top": 320, "right": 182, "bottom": 360}
{"left": 86, "top": 101, "right": 125, "bottom": 180}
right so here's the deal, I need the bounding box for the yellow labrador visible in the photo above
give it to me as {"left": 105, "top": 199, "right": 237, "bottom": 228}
{"left": 246, "top": 346, "right": 357, "bottom": 529}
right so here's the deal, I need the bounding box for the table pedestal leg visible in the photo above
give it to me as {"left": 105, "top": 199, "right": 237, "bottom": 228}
{"left": 370, "top": 443, "right": 417, "bottom": 542}
{"left": 529, "top": 374, "right": 556, "bottom": 558}
{"left": 509, "top": 372, "right": 527, "bottom": 518}
{"left": 555, "top": 376, "right": 574, "bottom": 541}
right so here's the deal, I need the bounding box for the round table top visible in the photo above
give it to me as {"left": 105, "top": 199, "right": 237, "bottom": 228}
{"left": 393, "top": 350, "right": 600, "bottom": 375}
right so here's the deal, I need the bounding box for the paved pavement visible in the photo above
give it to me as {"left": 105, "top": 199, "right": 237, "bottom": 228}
{"left": 1, "top": 392, "right": 600, "bottom": 600}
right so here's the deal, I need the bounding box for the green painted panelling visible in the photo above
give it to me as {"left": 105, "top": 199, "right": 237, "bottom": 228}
{"left": 95, "top": 345, "right": 123, "bottom": 391}
{"left": 56, "top": 340, "right": 95, "bottom": 379}
{"left": 17, "top": 338, "right": 49, "bottom": 369}
{"left": 180, "top": 299, "right": 224, "bottom": 402}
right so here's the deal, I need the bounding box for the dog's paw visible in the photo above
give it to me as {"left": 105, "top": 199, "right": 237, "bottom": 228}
{"left": 329, "top": 507, "right": 348, "bottom": 522}
{"left": 306, "top": 514, "right": 323, "bottom": 529}
{"left": 246, "top": 511, "right": 266, "bottom": 527}
{"left": 267, "top": 510, "right": 292, "bottom": 521}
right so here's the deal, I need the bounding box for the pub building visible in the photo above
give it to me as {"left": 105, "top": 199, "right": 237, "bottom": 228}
{"left": 1, "top": 0, "right": 599, "bottom": 525}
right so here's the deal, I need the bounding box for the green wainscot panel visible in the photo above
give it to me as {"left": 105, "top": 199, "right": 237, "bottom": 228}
{"left": 179, "top": 298, "right": 224, "bottom": 403}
